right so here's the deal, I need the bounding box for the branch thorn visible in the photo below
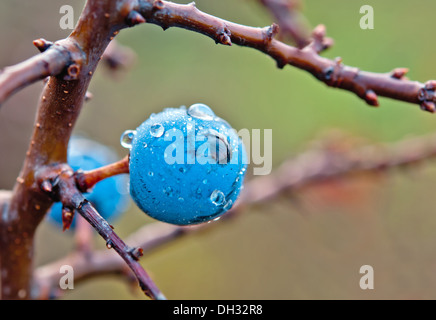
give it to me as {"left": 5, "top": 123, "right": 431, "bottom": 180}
{"left": 364, "top": 89, "right": 379, "bottom": 106}
{"left": 126, "top": 10, "right": 146, "bottom": 27}
{"left": 33, "top": 38, "right": 53, "bottom": 53}
{"left": 62, "top": 206, "right": 75, "bottom": 231}
{"left": 391, "top": 68, "right": 409, "bottom": 80}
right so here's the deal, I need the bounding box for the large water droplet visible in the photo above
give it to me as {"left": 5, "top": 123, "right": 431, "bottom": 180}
{"left": 187, "top": 103, "right": 215, "bottom": 121}
{"left": 120, "top": 130, "right": 136, "bottom": 149}
{"left": 150, "top": 123, "right": 164, "bottom": 137}
{"left": 210, "top": 190, "right": 225, "bottom": 206}
{"left": 199, "top": 129, "right": 231, "bottom": 163}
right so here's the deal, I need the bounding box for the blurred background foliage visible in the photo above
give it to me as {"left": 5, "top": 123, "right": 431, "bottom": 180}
{"left": 1, "top": 0, "right": 436, "bottom": 299}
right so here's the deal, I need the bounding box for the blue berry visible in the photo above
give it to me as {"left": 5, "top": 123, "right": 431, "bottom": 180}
{"left": 47, "top": 136, "right": 130, "bottom": 230}
{"left": 127, "top": 103, "right": 247, "bottom": 225}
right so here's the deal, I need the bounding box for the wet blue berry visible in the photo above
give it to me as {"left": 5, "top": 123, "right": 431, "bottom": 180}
{"left": 47, "top": 136, "right": 130, "bottom": 230}
{"left": 126, "top": 103, "right": 247, "bottom": 225}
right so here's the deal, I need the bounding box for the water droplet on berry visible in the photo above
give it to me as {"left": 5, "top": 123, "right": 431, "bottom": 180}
{"left": 148, "top": 171, "right": 154, "bottom": 177}
{"left": 179, "top": 167, "right": 186, "bottom": 173}
{"left": 187, "top": 103, "right": 215, "bottom": 121}
{"left": 210, "top": 190, "right": 225, "bottom": 206}
{"left": 163, "top": 186, "right": 173, "bottom": 196}
{"left": 150, "top": 123, "right": 164, "bottom": 137}
{"left": 120, "top": 130, "right": 136, "bottom": 149}
{"left": 178, "top": 197, "right": 184, "bottom": 202}
{"left": 224, "top": 200, "right": 233, "bottom": 210}
{"left": 199, "top": 129, "right": 231, "bottom": 163}
{"left": 143, "top": 142, "right": 147, "bottom": 148}
{"left": 197, "top": 188, "right": 202, "bottom": 194}
{"left": 203, "top": 179, "right": 208, "bottom": 184}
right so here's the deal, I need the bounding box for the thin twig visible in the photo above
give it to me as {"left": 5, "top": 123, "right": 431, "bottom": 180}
{"left": 34, "top": 163, "right": 165, "bottom": 300}
{"left": 135, "top": 0, "right": 436, "bottom": 112}
{"left": 0, "top": 40, "right": 81, "bottom": 107}
{"left": 260, "top": 0, "right": 312, "bottom": 48}
{"left": 75, "top": 155, "right": 129, "bottom": 192}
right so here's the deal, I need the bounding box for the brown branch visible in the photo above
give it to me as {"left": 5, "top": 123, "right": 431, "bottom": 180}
{"left": 136, "top": 0, "right": 436, "bottom": 112}
{"left": 75, "top": 155, "right": 129, "bottom": 192}
{"left": 1, "top": 0, "right": 145, "bottom": 300}
{"left": 34, "top": 163, "right": 165, "bottom": 300}
{"left": 0, "top": 40, "right": 80, "bottom": 107}
{"left": 33, "top": 131, "right": 436, "bottom": 298}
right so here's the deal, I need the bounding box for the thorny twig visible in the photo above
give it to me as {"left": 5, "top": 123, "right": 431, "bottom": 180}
{"left": 34, "top": 164, "right": 165, "bottom": 300}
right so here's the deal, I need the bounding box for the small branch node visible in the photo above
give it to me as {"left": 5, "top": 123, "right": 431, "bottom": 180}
{"left": 65, "top": 64, "right": 81, "bottom": 80}
{"left": 217, "top": 26, "right": 232, "bottom": 46}
{"left": 153, "top": 0, "right": 165, "bottom": 10}
{"left": 364, "top": 89, "right": 379, "bottom": 107}
{"left": 126, "top": 10, "right": 146, "bottom": 27}
{"left": 309, "top": 24, "right": 334, "bottom": 53}
{"left": 418, "top": 80, "right": 436, "bottom": 112}
{"left": 129, "top": 247, "right": 144, "bottom": 261}
{"left": 33, "top": 38, "right": 53, "bottom": 53}
{"left": 390, "top": 67, "right": 409, "bottom": 80}
{"left": 263, "top": 23, "right": 280, "bottom": 45}
{"left": 62, "top": 206, "right": 75, "bottom": 231}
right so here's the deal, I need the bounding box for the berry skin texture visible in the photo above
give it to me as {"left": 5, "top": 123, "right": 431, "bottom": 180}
{"left": 128, "top": 104, "right": 247, "bottom": 226}
{"left": 47, "top": 137, "right": 130, "bottom": 230}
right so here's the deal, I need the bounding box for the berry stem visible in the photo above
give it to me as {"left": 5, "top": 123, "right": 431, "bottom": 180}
{"left": 75, "top": 155, "right": 129, "bottom": 192}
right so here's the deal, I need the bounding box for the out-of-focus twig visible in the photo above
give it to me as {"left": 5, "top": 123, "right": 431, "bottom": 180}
{"left": 260, "top": 0, "right": 312, "bottom": 48}
{"left": 33, "top": 131, "right": 436, "bottom": 298}
{"left": 101, "top": 40, "right": 137, "bottom": 71}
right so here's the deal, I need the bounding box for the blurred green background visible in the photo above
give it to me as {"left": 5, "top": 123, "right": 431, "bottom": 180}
{"left": 2, "top": 0, "right": 436, "bottom": 299}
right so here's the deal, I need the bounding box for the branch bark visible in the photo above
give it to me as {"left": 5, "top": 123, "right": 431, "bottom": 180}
{"left": 0, "top": 0, "right": 144, "bottom": 300}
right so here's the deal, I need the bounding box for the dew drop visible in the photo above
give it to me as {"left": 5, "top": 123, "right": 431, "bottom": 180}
{"left": 178, "top": 197, "right": 184, "bottom": 202}
{"left": 143, "top": 142, "right": 147, "bottom": 148}
{"left": 179, "top": 167, "right": 186, "bottom": 173}
{"left": 120, "top": 130, "right": 136, "bottom": 149}
{"left": 187, "top": 103, "right": 215, "bottom": 121}
{"left": 199, "top": 129, "right": 231, "bottom": 163}
{"left": 150, "top": 123, "right": 164, "bottom": 137}
{"left": 163, "top": 186, "right": 173, "bottom": 196}
{"left": 224, "top": 200, "right": 233, "bottom": 211}
{"left": 197, "top": 187, "right": 202, "bottom": 194}
{"left": 106, "top": 240, "right": 113, "bottom": 249}
{"left": 203, "top": 179, "right": 208, "bottom": 184}
{"left": 210, "top": 190, "right": 225, "bottom": 206}
{"left": 148, "top": 171, "right": 154, "bottom": 177}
